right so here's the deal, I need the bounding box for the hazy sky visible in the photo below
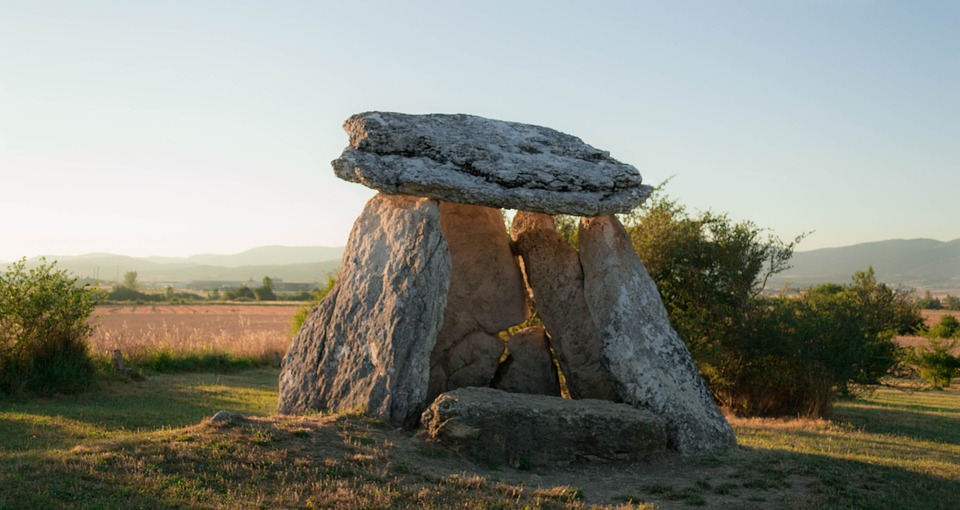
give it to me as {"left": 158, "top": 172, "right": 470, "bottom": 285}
{"left": 1, "top": 1, "right": 957, "bottom": 262}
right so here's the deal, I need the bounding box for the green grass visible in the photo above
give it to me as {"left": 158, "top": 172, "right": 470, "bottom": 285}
{"left": 1, "top": 373, "right": 958, "bottom": 509}
{"left": 729, "top": 381, "right": 960, "bottom": 509}
{"left": 117, "top": 347, "right": 263, "bottom": 374}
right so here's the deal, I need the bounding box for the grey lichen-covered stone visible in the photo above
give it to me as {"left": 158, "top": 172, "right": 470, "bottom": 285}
{"left": 579, "top": 215, "right": 737, "bottom": 455}
{"left": 278, "top": 193, "right": 451, "bottom": 426}
{"left": 333, "top": 112, "right": 652, "bottom": 216}
{"left": 492, "top": 326, "right": 561, "bottom": 397}
{"left": 421, "top": 387, "right": 667, "bottom": 467}
{"left": 427, "top": 202, "right": 527, "bottom": 402}
{"left": 510, "top": 211, "right": 618, "bottom": 401}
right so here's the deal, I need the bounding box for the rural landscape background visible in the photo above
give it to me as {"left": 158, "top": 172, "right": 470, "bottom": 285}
{"left": 6, "top": 236, "right": 960, "bottom": 295}
{"left": 3, "top": 1, "right": 959, "bottom": 508}
{"left": 1, "top": 229, "right": 958, "bottom": 507}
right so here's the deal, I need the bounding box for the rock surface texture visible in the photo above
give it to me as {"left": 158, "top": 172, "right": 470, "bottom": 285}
{"left": 278, "top": 193, "right": 451, "bottom": 425}
{"left": 579, "top": 215, "right": 737, "bottom": 455}
{"left": 422, "top": 387, "right": 667, "bottom": 467}
{"left": 510, "top": 211, "right": 618, "bottom": 401}
{"left": 492, "top": 326, "right": 561, "bottom": 396}
{"left": 280, "top": 111, "right": 737, "bottom": 458}
{"left": 332, "top": 112, "right": 652, "bottom": 216}
{"left": 428, "top": 202, "right": 527, "bottom": 401}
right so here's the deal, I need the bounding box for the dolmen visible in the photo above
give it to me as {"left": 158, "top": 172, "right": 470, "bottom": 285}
{"left": 279, "top": 112, "right": 736, "bottom": 460}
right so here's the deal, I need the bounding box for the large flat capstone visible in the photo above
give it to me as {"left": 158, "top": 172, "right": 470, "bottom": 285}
{"left": 421, "top": 387, "right": 667, "bottom": 467}
{"left": 332, "top": 112, "right": 652, "bottom": 216}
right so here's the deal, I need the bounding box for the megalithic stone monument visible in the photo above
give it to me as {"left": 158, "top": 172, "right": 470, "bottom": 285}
{"left": 279, "top": 112, "right": 737, "bottom": 455}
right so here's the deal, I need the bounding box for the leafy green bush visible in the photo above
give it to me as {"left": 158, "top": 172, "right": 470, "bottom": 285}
{"left": 944, "top": 295, "right": 960, "bottom": 311}
{"left": 926, "top": 314, "right": 960, "bottom": 339}
{"left": 0, "top": 258, "right": 100, "bottom": 395}
{"left": 621, "top": 189, "right": 921, "bottom": 417}
{"left": 905, "top": 338, "right": 959, "bottom": 389}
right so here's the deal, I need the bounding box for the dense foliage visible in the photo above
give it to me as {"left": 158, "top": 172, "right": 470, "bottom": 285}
{"left": 0, "top": 258, "right": 100, "bottom": 395}
{"left": 621, "top": 190, "right": 922, "bottom": 417}
{"left": 905, "top": 314, "right": 960, "bottom": 389}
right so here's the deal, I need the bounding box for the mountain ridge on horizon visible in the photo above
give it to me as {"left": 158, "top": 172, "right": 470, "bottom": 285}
{"left": 5, "top": 238, "right": 958, "bottom": 292}
{"left": 11, "top": 245, "right": 345, "bottom": 284}
{"left": 774, "top": 237, "right": 960, "bottom": 292}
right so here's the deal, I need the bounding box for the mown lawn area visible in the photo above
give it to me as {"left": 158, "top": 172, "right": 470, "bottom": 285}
{"left": 1, "top": 371, "right": 958, "bottom": 509}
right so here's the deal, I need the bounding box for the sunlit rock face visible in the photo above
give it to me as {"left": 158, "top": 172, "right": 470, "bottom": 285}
{"left": 510, "top": 211, "right": 618, "bottom": 401}
{"left": 278, "top": 193, "right": 450, "bottom": 425}
{"left": 579, "top": 215, "right": 738, "bottom": 455}
{"left": 280, "top": 112, "right": 736, "bottom": 457}
{"left": 427, "top": 202, "right": 528, "bottom": 403}
{"left": 332, "top": 112, "right": 652, "bottom": 216}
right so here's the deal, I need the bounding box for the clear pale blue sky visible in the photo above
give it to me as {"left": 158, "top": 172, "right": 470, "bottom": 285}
{"left": 1, "top": 1, "right": 957, "bottom": 262}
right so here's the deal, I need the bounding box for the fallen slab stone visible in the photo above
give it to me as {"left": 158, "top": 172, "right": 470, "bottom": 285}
{"left": 421, "top": 387, "right": 667, "bottom": 467}
{"left": 333, "top": 112, "right": 652, "bottom": 216}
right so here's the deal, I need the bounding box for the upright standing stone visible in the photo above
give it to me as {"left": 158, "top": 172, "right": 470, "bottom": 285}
{"left": 579, "top": 215, "right": 737, "bottom": 455}
{"left": 510, "top": 211, "right": 618, "bottom": 401}
{"left": 428, "top": 202, "right": 528, "bottom": 401}
{"left": 278, "top": 193, "right": 451, "bottom": 425}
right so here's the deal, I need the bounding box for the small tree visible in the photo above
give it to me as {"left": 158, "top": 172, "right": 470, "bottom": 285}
{"left": 226, "top": 285, "right": 255, "bottom": 301}
{"left": 918, "top": 290, "right": 943, "bottom": 310}
{"left": 0, "top": 258, "right": 100, "bottom": 395}
{"left": 943, "top": 295, "right": 960, "bottom": 311}
{"left": 906, "top": 338, "right": 959, "bottom": 389}
{"left": 927, "top": 314, "right": 960, "bottom": 339}
{"left": 123, "top": 271, "right": 138, "bottom": 289}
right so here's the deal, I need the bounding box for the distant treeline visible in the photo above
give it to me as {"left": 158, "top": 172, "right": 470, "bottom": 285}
{"left": 917, "top": 291, "right": 960, "bottom": 311}
{"left": 101, "top": 272, "right": 324, "bottom": 304}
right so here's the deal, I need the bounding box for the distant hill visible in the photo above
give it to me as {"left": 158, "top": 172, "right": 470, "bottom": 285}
{"left": 771, "top": 238, "right": 960, "bottom": 293}
{"left": 20, "top": 246, "right": 344, "bottom": 285}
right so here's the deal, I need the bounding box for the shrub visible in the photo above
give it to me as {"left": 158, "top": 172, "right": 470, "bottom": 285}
{"left": 943, "top": 295, "right": 960, "bottom": 311}
{"left": 926, "top": 314, "right": 960, "bottom": 339}
{"left": 0, "top": 258, "right": 100, "bottom": 395}
{"left": 906, "top": 338, "right": 959, "bottom": 389}
{"left": 621, "top": 187, "right": 921, "bottom": 417}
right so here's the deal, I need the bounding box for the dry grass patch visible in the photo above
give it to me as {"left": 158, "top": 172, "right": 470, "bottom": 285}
{"left": 89, "top": 304, "right": 301, "bottom": 369}
{"left": 2, "top": 369, "right": 960, "bottom": 509}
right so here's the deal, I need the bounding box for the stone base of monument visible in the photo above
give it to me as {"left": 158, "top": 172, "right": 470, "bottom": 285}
{"left": 421, "top": 387, "right": 667, "bottom": 468}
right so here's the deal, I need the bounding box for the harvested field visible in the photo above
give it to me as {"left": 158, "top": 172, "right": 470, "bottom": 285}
{"left": 895, "top": 309, "right": 960, "bottom": 354}
{"left": 89, "top": 304, "right": 304, "bottom": 364}
{"left": 921, "top": 309, "right": 960, "bottom": 326}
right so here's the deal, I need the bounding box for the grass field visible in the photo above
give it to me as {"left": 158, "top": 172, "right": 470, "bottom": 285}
{"left": 1, "top": 369, "right": 957, "bottom": 509}
{"left": 88, "top": 304, "right": 303, "bottom": 369}
{"left": 7, "top": 304, "right": 948, "bottom": 507}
